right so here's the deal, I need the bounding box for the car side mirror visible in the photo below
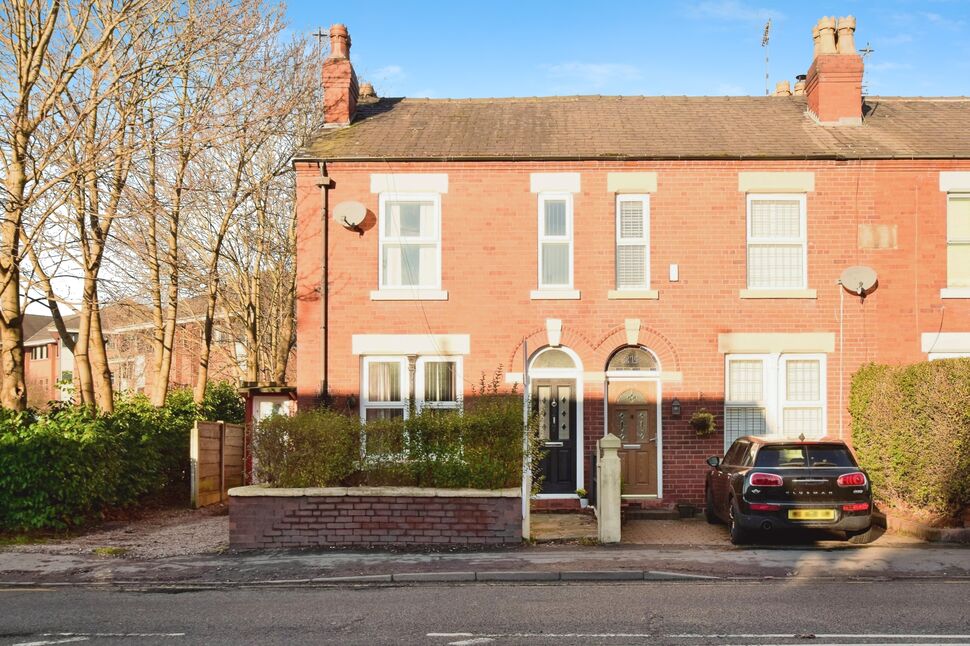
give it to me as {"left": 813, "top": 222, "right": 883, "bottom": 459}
{"left": 706, "top": 456, "right": 721, "bottom": 468}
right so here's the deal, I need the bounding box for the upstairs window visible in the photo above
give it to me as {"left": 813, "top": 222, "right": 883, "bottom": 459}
{"left": 947, "top": 195, "right": 970, "bottom": 289}
{"left": 537, "top": 193, "right": 573, "bottom": 289}
{"left": 746, "top": 194, "right": 807, "bottom": 290}
{"left": 379, "top": 194, "right": 441, "bottom": 290}
{"left": 615, "top": 194, "right": 650, "bottom": 290}
{"left": 30, "top": 345, "right": 49, "bottom": 360}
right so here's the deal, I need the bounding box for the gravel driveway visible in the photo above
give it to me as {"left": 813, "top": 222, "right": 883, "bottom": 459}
{"left": 2, "top": 505, "right": 229, "bottom": 559}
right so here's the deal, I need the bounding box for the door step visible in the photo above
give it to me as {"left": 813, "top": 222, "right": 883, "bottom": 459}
{"left": 621, "top": 500, "right": 685, "bottom": 520}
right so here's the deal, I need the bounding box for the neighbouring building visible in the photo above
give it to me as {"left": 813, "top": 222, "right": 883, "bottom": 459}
{"left": 293, "top": 18, "right": 970, "bottom": 507}
{"left": 23, "top": 298, "right": 252, "bottom": 406}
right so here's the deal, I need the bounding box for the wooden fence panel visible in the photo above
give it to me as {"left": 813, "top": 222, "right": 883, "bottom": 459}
{"left": 190, "top": 421, "right": 247, "bottom": 508}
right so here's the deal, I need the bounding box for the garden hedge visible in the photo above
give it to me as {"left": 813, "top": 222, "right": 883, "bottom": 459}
{"left": 0, "top": 382, "right": 244, "bottom": 531}
{"left": 849, "top": 359, "right": 970, "bottom": 522}
{"left": 255, "top": 392, "right": 543, "bottom": 491}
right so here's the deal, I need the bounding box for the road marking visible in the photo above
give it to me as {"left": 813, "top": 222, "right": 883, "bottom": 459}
{"left": 448, "top": 639, "right": 495, "bottom": 645}
{"left": 13, "top": 639, "right": 89, "bottom": 646}
{"left": 12, "top": 634, "right": 185, "bottom": 645}
{"left": 646, "top": 570, "right": 719, "bottom": 579}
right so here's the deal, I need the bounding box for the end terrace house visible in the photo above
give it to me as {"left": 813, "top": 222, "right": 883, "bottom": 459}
{"left": 293, "top": 19, "right": 970, "bottom": 507}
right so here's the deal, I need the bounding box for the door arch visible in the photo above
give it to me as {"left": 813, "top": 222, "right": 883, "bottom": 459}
{"left": 605, "top": 346, "right": 662, "bottom": 497}
{"left": 529, "top": 346, "right": 583, "bottom": 497}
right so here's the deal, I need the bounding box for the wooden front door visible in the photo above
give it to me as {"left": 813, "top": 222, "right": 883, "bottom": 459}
{"left": 608, "top": 380, "right": 659, "bottom": 496}
{"left": 533, "top": 380, "right": 577, "bottom": 494}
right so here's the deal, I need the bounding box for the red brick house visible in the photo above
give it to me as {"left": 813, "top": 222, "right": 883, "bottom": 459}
{"left": 23, "top": 299, "right": 249, "bottom": 406}
{"left": 293, "top": 18, "right": 970, "bottom": 506}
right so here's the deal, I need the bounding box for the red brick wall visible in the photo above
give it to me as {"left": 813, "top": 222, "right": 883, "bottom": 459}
{"left": 229, "top": 492, "right": 521, "bottom": 550}
{"left": 295, "top": 158, "right": 970, "bottom": 504}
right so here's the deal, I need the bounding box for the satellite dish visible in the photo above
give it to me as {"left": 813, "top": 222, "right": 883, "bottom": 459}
{"left": 839, "top": 265, "right": 877, "bottom": 296}
{"left": 333, "top": 201, "right": 366, "bottom": 229}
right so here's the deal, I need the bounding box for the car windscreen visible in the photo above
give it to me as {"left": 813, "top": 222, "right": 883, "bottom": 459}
{"left": 754, "top": 445, "right": 857, "bottom": 468}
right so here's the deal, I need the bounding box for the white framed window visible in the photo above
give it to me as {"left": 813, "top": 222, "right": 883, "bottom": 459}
{"left": 537, "top": 192, "right": 574, "bottom": 290}
{"left": 615, "top": 194, "right": 650, "bottom": 290}
{"left": 724, "top": 353, "right": 826, "bottom": 450}
{"left": 416, "top": 356, "right": 462, "bottom": 411}
{"left": 378, "top": 193, "right": 441, "bottom": 290}
{"left": 746, "top": 194, "right": 807, "bottom": 290}
{"left": 361, "top": 356, "right": 408, "bottom": 422}
{"left": 929, "top": 352, "right": 970, "bottom": 360}
{"left": 30, "top": 345, "right": 49, "bottom": 360}
{"left": 946, "top": 194, "right": 970, "bottom": 289}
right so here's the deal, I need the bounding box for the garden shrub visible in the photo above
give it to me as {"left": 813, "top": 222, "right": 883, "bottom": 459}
{"left": 0, "top": 381, "right": 245, "bottom": 531}
{"left": 849, "top": 359, "right": 970, "bottom": 522}
{"left": 254, "top": 408, "right": 361, "bottom": 488}
{"left": 254, "top": 386, "right": 543, "bottom": 491}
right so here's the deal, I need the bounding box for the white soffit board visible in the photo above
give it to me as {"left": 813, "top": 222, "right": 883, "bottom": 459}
{"left": 530, "top": 173, "right": 581, "bottom": 193}
{"left": 718, "top": 332, "right": 835, "bottom": 354}
{"left": 738, "top": 171, "right": 815, "bottom": 193}
{"left": 352, "top": 334, "right": 470, "bottom": 355}
{"left": 607, "top": 172, "right": 657, "bottom": 193}
{"left": 921, "top": 332, "right": 970, "bottom": 353}
{"left": 370, "top": 174, "right": 449, "bottom": 193}
{"left": 939, "top": 172, "right": 970, "bottom": 192}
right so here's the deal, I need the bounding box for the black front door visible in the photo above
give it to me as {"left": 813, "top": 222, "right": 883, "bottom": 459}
{"left": 533, "top": 380, "right": 577, "bottom": 494}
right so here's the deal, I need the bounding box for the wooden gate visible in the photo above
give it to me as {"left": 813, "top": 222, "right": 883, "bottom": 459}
{"left": 190, "top": 420, "right": 245, "bottom": 507}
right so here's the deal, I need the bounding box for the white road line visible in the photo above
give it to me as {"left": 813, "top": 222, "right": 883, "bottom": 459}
{"left": 646, "top": 570, "right": 720, "bottom": 579}
{"left": 13, "top": 638, "right": 89, "bottom": 646}
{"left": 38, "top": 634, "right": 185, "bottom": 639}
{"left": 447, "top": 639, "right": 495, "bottom": 645}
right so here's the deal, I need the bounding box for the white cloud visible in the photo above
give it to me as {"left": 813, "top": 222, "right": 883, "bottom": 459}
{"left": 687, "top": 0, "right": 781, "bottom": 22}
{"left": 541, "top": 62, "right": 641, "bottom": 89}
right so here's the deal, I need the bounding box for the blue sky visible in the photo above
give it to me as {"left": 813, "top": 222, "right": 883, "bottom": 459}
{"left": 285, "top": 0, "right": 970, "bottom": 97}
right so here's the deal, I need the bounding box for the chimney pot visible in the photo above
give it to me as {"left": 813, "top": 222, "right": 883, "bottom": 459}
{"left": 794, "top": 75, "right": 807, "bottom": 96}
{"left": 328, "top": 23, "right": 351, "bottom": 59}
{"left": 818, "top": 16, "right": 838, "bottom": 54}
{"left": 836, "top": 16, "right": 857, "bottom": 54}
{"left": 812, "top": 24, "right": 821, "bottom": 58}
{"left": 359, "top": 82, "right": 377, "bottom": 100}
{"left": 774, "top": 80, "right": 792, "bottom": 96}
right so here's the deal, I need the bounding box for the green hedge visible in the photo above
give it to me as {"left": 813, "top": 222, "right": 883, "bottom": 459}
{"left": 255, "top": 393, "right": 543, "bottom": 491}
{"left": 849, "top": 359, "right": 970, "bottom": 521}
{"left": 0, "top": 382, "right": 244, "bottom": 531}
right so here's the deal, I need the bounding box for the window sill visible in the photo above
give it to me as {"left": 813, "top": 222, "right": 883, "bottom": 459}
{"left": 530, "top": 289, "right": 581, "bottom": 300}
{"left": 739, "top": 289, "right": 817, "bottom": 299}
{"left": 607, "top": 289, "right": 659, "bottom": 300}
{"left": 370, "top": 289, "right": 449, "bottom": 301}
{"left": 940, "top": 288, "right": 970, "bottom": 299}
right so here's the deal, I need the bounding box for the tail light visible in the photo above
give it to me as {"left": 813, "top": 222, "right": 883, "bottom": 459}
{"left": 837, "top": 472, "right": 867, "bottom": 487}
{"left": 842, "top": 502, "right": 870, "bottom": 512}
{"left": 749, "top": 472, "right": 783, "bottom": 487}
{"left": 749, "top": 503, "right": 781, "bottom": 511}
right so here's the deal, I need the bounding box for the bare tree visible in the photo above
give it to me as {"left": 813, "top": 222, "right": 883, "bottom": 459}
{"left": 0, "top": 0, "right": 150, "bottom": 409}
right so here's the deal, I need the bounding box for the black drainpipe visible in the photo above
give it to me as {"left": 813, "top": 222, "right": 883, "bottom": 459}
{"left": 316, "top": 163, "right": 333, "bottom": 407}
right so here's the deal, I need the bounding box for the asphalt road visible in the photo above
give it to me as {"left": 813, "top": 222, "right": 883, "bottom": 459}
{"left": 2, "top": 580, "right": 969, "bottom": 645}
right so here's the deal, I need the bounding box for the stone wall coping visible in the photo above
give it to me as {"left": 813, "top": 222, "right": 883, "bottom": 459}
{"left": 228, "top": 484, "right": 521, "bottom": 498}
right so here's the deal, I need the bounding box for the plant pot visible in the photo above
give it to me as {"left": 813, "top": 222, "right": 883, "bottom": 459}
{"left": 579, "top": 498, "right": 589, "bottom": 509}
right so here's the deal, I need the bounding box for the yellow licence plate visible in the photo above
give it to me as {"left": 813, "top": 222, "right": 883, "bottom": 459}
{"left": 788, "top": 509, "right": 836, "bottom": 521}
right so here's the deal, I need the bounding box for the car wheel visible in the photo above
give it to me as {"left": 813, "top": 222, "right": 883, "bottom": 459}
{"left": 846, "top": 525, "right": 876, "bottom": 545}
{"left": 704, "top": 487, "right": 720, "bottom": 525}
{"left": 729, "top": 499, "right": 750, "bottom": 545}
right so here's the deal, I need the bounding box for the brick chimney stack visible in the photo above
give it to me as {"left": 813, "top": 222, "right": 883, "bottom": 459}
{"left": 804, "top": 16, "right": 863, "bottom": 125}
{"left": 322, "top": 24, "right": 359, "bottom": 127}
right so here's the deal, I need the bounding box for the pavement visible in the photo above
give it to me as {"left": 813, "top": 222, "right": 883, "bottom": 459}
{"left": 1, "top": 509, "right": 967, "bottom": 588}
